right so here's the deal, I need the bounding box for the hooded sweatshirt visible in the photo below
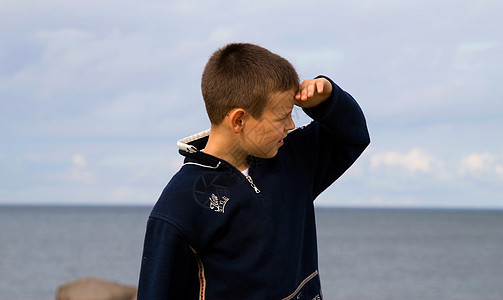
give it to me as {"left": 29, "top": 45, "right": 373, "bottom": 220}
{"left": 137, "top": 76, "right": 370, "bottom": 299}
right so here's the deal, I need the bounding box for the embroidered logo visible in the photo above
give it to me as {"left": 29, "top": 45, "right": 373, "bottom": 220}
{"left": 193, "top": 172, "right": 231, "bottom": 213}
{"left": 209, "top": 193, "right": 229, "bottom": 213}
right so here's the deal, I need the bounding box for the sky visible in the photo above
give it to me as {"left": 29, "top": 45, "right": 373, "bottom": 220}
{"left": 1, "top": 0, "right": 502, "bottom": 208}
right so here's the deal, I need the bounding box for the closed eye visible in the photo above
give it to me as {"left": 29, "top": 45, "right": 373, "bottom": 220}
{"left": 283, "top": 113, "right": 292, "bottom": 120}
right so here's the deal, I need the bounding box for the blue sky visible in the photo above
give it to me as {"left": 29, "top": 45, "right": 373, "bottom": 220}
{"left": 1, "top": 0, "right": 502, "bottom": 208}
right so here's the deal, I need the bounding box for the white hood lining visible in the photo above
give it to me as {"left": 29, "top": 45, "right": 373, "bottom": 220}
{"left": 177, "top": 129, "right": 210, "bottom": 153}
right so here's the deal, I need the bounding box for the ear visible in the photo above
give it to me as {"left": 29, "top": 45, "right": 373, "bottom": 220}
{"left": 228, "top": 108, "right": 247, "bottom": 134}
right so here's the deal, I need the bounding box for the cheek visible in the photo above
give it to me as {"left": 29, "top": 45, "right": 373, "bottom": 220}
{"left": 265, "top": 124, "right": 283, "bottom": 140}
{"left": 276, "top": 121, "right": 288, "bottom": 135}
{"left": 246, "top": 120, "right": 282, "bottom": 148}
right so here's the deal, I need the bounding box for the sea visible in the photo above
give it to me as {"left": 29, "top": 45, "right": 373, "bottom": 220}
{"left": 1, "top": 206, "right": 502, "bottom": 300}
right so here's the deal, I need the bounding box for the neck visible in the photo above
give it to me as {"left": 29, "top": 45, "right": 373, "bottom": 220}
{"left": 203, "top": 127, "right": 249, "bottom": 172}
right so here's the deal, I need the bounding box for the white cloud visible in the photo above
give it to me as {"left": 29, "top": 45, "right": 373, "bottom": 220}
{"left": 371, "top": 148, "right": 434, "bottom": 173}
{"left": 459, "top": 152, "right": 503, "bottom": 181}
{"left": 461, "top": 152, "right": 493, "bottom": 171}
{"left": 43, "top": 154, "right": 94, "bottom": 184}
{"left": 496, "top": 165, "right": 503, "bottom": 177}
{"left": 72, "top": 154, "right": 87, "bottom": 168}
{"left": 111, "top": 186, "right": 135, "bottom": 201}
{"left": 70, "top": 154, "right": 94, "bottom": 183}
{"left": 70, "top": 167, "right": 94, "bottom": 183}
{"left": 368, "top": 149, "right": 503, "bottom": 184}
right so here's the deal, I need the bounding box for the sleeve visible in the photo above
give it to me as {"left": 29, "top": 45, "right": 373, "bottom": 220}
{"left": 290, "top": 75, "right": 370, "bottom": 199}
{"left": 137, "top": 216, "right": 195, "bottom": 299}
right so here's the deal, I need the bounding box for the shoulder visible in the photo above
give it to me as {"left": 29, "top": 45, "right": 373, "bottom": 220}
{"left": 153, "top": 165, "right": 203, "bottom": 210}
{"left": 148, "top": 166, "right": 209, "bottom": 244}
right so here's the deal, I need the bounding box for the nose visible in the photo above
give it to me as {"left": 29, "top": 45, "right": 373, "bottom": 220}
{"left": 286, "top": 114, "right": 295, "bottom": 131}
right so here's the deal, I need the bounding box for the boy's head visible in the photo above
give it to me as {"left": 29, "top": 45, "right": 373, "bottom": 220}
{"left": 201, "top": 43, "right": 299, "bottom": 125}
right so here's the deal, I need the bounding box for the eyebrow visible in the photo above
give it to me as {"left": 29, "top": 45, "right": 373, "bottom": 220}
{"left": 279, "top": 108, "right": 292, "bottom": 118}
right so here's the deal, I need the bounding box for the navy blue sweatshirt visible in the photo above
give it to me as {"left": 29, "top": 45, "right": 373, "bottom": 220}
{"left": 138, "top": 76, "right": 370, "bottom": 299}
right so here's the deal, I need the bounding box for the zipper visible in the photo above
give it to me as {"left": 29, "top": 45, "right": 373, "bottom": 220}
{"left": 245, "top": 157, "right": 261, "bottom": 194}
{"left": 245, "top": 175, "right": 261, "bottom": 194}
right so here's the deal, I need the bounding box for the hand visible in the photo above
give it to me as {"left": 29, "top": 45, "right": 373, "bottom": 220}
{"left": 294, "top": 77, "right": 333, "bottom": 108}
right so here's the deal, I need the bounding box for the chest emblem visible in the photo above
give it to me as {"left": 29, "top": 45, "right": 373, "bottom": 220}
{"left": 209, "top": 193, "right": 229, "bottom": 213}
{"left": 193, "top": 172, "right": 231, "bottom": 213}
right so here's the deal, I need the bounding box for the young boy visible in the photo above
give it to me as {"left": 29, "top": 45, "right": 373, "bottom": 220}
{"left": 138, "top": 43, "right": 370, "bottom": 299}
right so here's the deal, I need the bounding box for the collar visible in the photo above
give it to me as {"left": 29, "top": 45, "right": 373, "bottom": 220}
{"left": 176, "top": 129, "right": 261, "bottom": 171}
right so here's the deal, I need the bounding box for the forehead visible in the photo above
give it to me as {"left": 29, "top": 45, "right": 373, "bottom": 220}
{"left": 266, "top": 89, "right": 296, "bottom": 114}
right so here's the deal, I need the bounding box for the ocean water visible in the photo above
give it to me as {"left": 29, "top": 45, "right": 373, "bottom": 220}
{"left": 0, "top": 206, "right": 502, "bottom": 300}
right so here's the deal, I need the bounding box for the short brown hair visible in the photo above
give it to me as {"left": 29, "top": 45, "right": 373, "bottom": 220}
{"left": 201, "top": 43, "right": 299, "bottom": 125}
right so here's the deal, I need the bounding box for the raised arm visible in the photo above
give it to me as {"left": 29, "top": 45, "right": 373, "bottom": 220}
{"left": 287, "top": 75, "right": 370, "bottom": 199}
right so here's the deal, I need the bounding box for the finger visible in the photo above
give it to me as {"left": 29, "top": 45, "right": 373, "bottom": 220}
{"left": 295, "top": 89, "right": 301, "bottom": 100}
{"left": 307, "top": 82, "right": 316, "bottom": 98}
{"left": 301, "top": 87, "right": 307, "bottom": 100}
{"left": 316, "top": 80, "right": 324, "bottom": 94}
{"left": 295, "top": 81, "right": 305, "bottom": 100}
{"left": 295, "top": 83, "right": 303, "bottom": 100}
{"left": 300, "top": 83, "right": 309, "bottom": 101}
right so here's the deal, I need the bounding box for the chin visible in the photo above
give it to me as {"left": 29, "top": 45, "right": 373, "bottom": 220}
{"left": 253, "top": 148, "right": 279, "bottom": 159}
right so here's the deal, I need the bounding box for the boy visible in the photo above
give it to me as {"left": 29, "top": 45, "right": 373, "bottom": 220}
{"left": 138, "top": 43, "right": 370, "bottom": 299}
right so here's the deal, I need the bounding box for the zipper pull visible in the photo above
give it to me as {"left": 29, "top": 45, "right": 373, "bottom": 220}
{"left": 245, "top": 175, "right": 261, "bottom": 194}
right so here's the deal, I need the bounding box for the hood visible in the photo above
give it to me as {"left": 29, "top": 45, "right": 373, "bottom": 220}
{"left": 177, "top": 129, "right": 210, "bottom": 154}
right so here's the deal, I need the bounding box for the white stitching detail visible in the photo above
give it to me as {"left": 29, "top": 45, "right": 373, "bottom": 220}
{"left": 183, "top": 161, "right": 221, "bottom": 169}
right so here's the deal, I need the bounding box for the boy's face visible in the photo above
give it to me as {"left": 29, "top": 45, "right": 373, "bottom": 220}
{"left": 241, "top": 89, "right": 296, "bottom": 158}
